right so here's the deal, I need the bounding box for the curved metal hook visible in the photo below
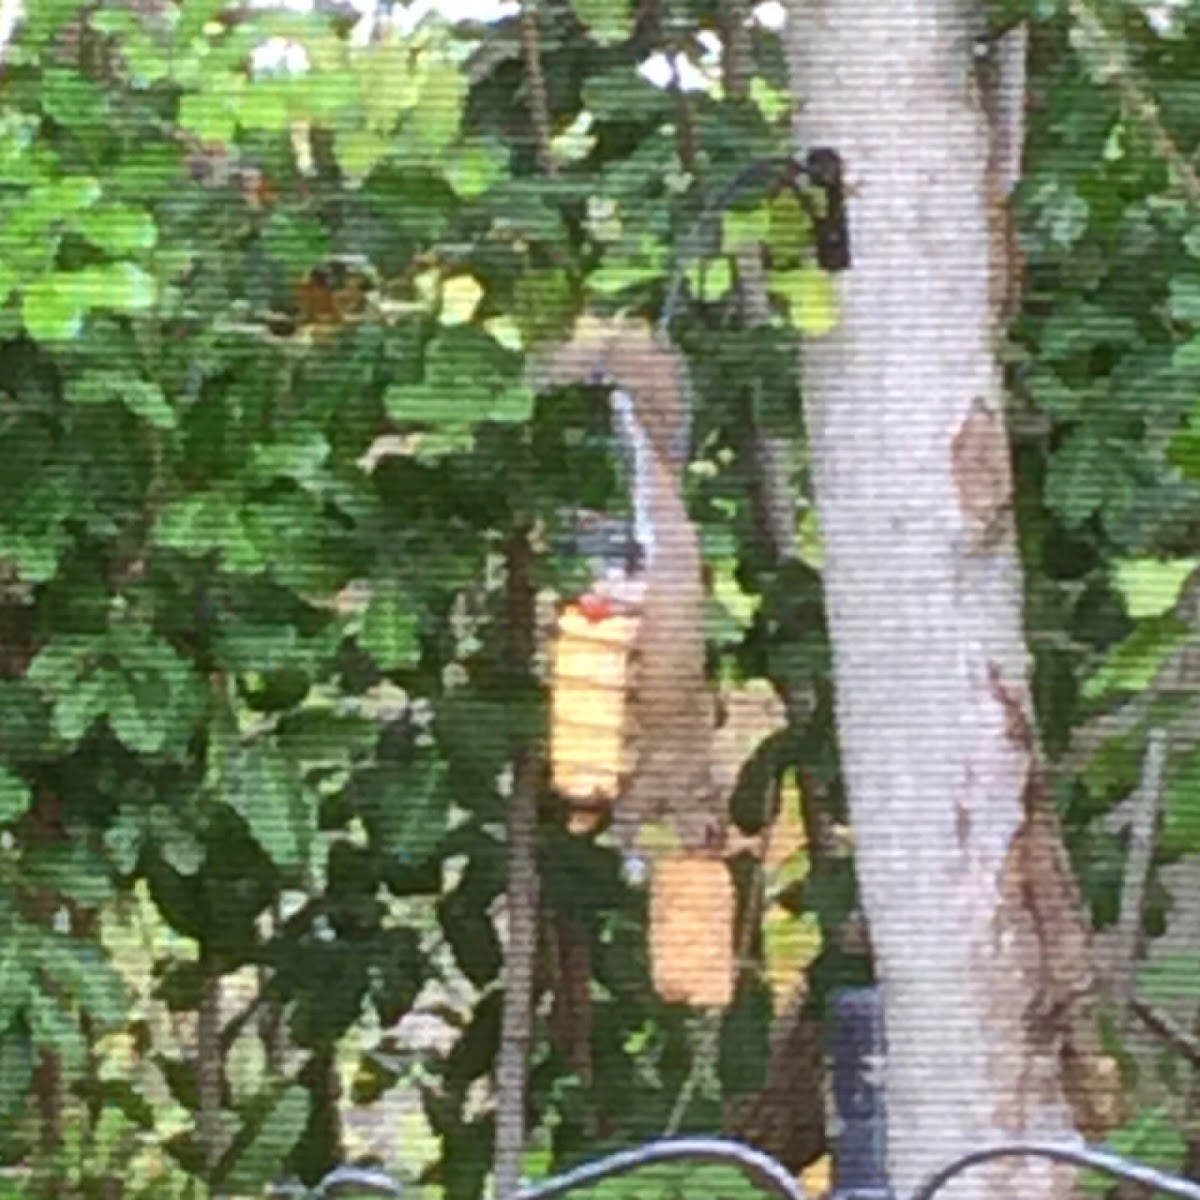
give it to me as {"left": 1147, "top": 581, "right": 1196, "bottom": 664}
{"left": 292, "top": 1138, "right": 804, "bottom": 1200}
{"left": 515, "top": 1138, "right": 805, "bottom": 1200}
{"left": 907, "top": 1141, "right": 1200, "bottom": 1200}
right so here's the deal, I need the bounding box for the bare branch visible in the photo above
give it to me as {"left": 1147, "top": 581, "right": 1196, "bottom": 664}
{"left": 1130, "top": 997, "right": 1200, "bottom": 1070}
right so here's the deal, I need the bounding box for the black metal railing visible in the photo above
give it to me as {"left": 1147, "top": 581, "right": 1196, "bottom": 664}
{"left": 279, "top": 1135, "right": 1200, "bottom": 1200}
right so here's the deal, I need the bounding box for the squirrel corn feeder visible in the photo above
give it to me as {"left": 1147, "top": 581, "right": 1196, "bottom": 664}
{"left": 550, "top": 593, "right": 638, "bottom": 835}
{"left": 650, "top": 854, "right": 734, "bottom": 1008}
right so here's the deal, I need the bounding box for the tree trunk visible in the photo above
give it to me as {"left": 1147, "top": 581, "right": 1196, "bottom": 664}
{"left": 781, "top": 4, "right": 1110, "bottom": 1198}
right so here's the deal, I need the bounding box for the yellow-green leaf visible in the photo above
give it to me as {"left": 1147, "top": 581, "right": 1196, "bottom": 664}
{"left": 1113, "top": 558, "right": 1198, "bottom": 619}
{"left": 22, "top": 277, "right": 84, "bottom": 341}
{"left": 333, "top": 128, "right": 390, "bottom": 184}
{"left": 767, "top": 190, "right": 810, "bottom": 266}
{"left": 684, "top": 257, "right": 733, "bottom": 300}
{"left": 722, "top": 205, "right": 769, "bottom": 252}
{"left": 772, "top": 265, "right": 838, "bottom": 336}
{"left": 573, "top": 0, "right": 633, "bottom": 43}
{"left": 440, "top": 274, "right": 484, "bottom": 326}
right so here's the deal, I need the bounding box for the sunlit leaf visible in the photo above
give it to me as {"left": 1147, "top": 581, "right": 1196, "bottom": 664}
{"left": 1081, "top": 616, "right": 1187, "bottom": 701}
{"left": 722, "top": 205, "right": 769, "bottom": 252}
{"left": 772, "top": 265, "right": 838, "bottom": 335}
{"left": 440, "top": 274, "right": 484, "bottom": 326}
{"left": 74, "top": 205, "right": 158, "bottom": 254}
{"left": 21, "top": 277, "right": 84, "bottom": 341}
{"left": 573, "top": 0, "right": 633, "bottom": 43}
{"left": 1112, "top": 558, "right": 1196, "bottom": 619}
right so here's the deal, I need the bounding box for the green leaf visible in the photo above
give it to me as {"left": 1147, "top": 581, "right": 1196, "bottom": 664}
{"left": 22, "top": 276, "right": 84, "bottom": 341}
{"left": 29, "top": 175, "right": 102, "bottom": 220}
{"left": 334, "top": 128, "right": 391, "bottom": 184}
{"left": 1137, "top": 954, "right": 1200, "bottom": 1005}
{"left": 356, "top": 43, "right": 419, "bottom": 132}
{"left": 67, "top": 370, "right": 176, "bottom": 430}
{"left": 73, "top": 205, "right": 158, "bottom": 254}
{"left": 221, "top": 1085, "right": 309, "bottom": 1193}
{"left": 156, "top": 490, "right": 266, "bottom": 573}
{"left": 40, "top": 70, "right": 109, "bottom": 131}
{"left": 684, "top": 258, "right": 734, "bottom": 300}
{"left": 1163, "top": 745, "right": 1200, "bottom": 856}
{"left": 75, "top": 262, "right": 158, "bottom": 313}
{"left": 178, "top": 91, "right": 239, "bottom": 144}
{"left": 24, "top": 840, "right": 115, "bottom": 908}
{"left": 409, "top": 59, "right": 465, "bottom": 154}
{"left": 583, "top": 67, "right": 670, "bottom": 121}
{"left": 444, "top": 137, "right": 509, "bottom": 199}
{"left": 512, "top": 268, "right": 573, "bottom": 348}
{"left": 53, "top": 671, "right": 110, "bottom": 745}
{"left": 42, "top": 941, "right": 127, "bottom": 1027}
{"left": 0, "top": 768, "right": 31, "bottom": 826}
{"left": 228, "top": 748, "right": 313, "bottom": 870}
{"left": 359, "top": 757, "right": 451, "bottom": 863}
{"left": 772, "top": 266, "right": 839, "bottom": 335}
{"left": 1081, "top": 616, "right": 1187, "bottom": 701}
{"left": 1112, "top": 558, "right": 1197, "bottom": 619}
{"left": 482, "top": 384, "right": 535, "bottom": 423}
{"left": 0, "top": 263, "right": 16, "bottom": 307}
{"left": 240, "top": 81, "right": 293, "bottom": 133}
{"left": 359, "top": 581, "right": 420, "bottom": 670}
{"left": 722, "top": 205, "right": 770, "bottom": 252}
{"left": 440, "top": 274, "right": 484, "bottom": 326}
{"left": 262, "top": 212, "right": 333, "bottom": 277}
{"left": 27, "top": 992, "right": 88, "bottom": 1073}
{"left": 103, "top": 810, "right": 144, "bottom": 876}
{"left": 587, "top": 261, "right": 665, "bottom": 295}
{"left": 1044, "top": 427, "right": 1112, "bottom": 529}
{"left": 108, "top": 673, "right": 169, "bottom": 756}
{"left": 573, "top": 0, "right": 634, "bottom": 43}
{"left": 1169, "top": 276, "right": 1200, "bottom": 325}
{"left": 1103, "top": 1108, "right": 1187, "bottom": 1178}
{"left": 0, "top": 949, "right": 34, "bottom": 1031}
{"left": 767, "top": 191, "right": 811, "bottom": 265}
{"left": 246, "top": 430, "right": 332, "bottom": 489}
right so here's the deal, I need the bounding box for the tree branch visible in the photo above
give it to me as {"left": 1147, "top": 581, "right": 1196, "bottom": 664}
{"left": 1130, "top": 997, "right": 1200, "bottom": 1070}
{"left": 494, "top": 528, "right": 544, "bottom": 1199}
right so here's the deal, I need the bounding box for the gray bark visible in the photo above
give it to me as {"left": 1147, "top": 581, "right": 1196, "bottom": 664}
{"left": 781, "top": 4, "right": 1079, "bottom": 1198}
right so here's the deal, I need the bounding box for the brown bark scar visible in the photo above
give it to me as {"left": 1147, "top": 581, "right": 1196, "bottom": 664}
{"left": 951, "top": 398, "right": 1014, "bottom": 552}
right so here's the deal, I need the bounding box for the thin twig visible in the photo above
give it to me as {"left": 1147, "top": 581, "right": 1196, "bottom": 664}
{"left": 1111, "top": 728, "right": 1167, "bottom": 1020}
{"left": 1130, "top": 997, "right": 1200, "bottom": 1070}
{"left": 1068, "top": 0, "right": 1200, "bottom": 210}
{"left": 519, "top": 0, "right": 556, "bottom": 176}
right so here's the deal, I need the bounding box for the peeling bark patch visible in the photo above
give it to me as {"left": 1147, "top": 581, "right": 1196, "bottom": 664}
{"left": 989, "top": 663, "right": 1127, "bottom": 1138}
{"left": 951, "top": 397, "right": 1014, "bottom": 552}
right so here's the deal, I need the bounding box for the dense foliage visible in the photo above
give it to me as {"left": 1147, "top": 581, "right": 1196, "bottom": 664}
{"left": 0, "top": 0, "right": 1199, "bottom": 1197}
